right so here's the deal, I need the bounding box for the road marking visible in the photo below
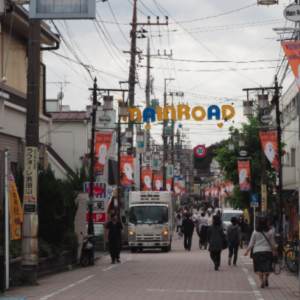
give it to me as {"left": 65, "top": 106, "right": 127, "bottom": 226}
{"left": 146, "top": 289, "right": 253, "bottom": 294}
{"left": 240, "top": 260, "right": 264, "bottom": 300}
{"left": 39, "top": 258, "right": 131, "bottom": 300}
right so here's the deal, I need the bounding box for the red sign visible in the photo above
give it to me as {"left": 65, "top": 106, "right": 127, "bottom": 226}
{"left": 86, "top": 212, "right": 107, "bottom": 223}
{"left": 194, "top": 145, "right": 207, "bottom": 158}
{"left": 86, "top": 185, "right": 105, "bottom": 197}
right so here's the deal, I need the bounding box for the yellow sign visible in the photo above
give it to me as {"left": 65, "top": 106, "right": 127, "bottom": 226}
{"left": 9, "top": 182, "right": 23, "bottom": 239}
{"left": 261, "top": 184, "right": 267, "bottom": 216}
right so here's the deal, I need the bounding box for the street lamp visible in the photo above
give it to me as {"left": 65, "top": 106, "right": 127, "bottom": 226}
{"left": 258, "top": 94, "right": 269, "bottom": 109}
{"left": 125, "top": 128, "right": 133, "bottom": 139}
{"left": 146, "top": 148, "right": 151, "bottom": 158}
{"left": 137, "top": 131, "right": 144, "bottom": 142}
{"left": 154, "top": 152, "right": 159, "bottom": 159}
{"left": 103, "top": 96, "right": 113, "bottom": 110}
{"left": 239, "top": 135, "right": 245, "bottom": 147}
{"left": 118, "top": 102, "right": 128, "bottom": 117}
{"left": 228, "top": 140, "right": 235, "bottom": 151}
{"left": 257, "top": 0, "right": 278, "bottom": 5}
{"left": 243, "top": 101, "right": 253, "bottom": 116}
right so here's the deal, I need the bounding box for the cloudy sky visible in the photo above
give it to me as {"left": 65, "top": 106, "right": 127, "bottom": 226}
{"left": 43, "top": 0, "right": 296, "bottom": 148}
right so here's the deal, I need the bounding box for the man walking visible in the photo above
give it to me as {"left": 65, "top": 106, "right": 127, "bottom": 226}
{"left": 106, "top": 213, "right": 124, "bottom": 264}
{"left": 182, "top": 213, "right": 194, "bottom": 251}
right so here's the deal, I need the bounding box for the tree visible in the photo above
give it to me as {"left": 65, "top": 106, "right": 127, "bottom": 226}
{"left": 214, "top": 117, "right": 278, "bottom": 210}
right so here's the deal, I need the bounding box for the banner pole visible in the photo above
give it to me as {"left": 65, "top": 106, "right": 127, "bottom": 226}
{"left": 4, "top": 152, "right": 9, "bottom": 289}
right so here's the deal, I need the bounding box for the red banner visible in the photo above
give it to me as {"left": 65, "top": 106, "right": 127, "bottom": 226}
{"left": 166, "top": 179, "right": 172, "bottom": 192}
{"left": 141, "top": 169, "right": 152, "bottom": 191}
{"left": 94, "top": 133, "right": 113, "bottom": 176}
{"left": 153, "top": 174, "right": 162, "bottom": 191}
{"left": 120, "top": 155, "right": 134, "bottom": 188}
{"left": 238, "top": 161, "right": 251, "bottom": 191}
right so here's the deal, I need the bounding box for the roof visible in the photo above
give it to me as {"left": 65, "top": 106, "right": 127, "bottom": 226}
{"left": 50, "top": 111, "right": 89, "bottom": 121}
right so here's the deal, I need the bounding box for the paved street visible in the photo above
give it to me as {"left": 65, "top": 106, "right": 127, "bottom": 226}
{"left": 3, "top": 230, "right": 300, "bottom": 300}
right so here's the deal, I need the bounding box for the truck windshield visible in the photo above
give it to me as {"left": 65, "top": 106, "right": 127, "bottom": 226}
{"left": 129, "top": 206, "right": 168, "bottom": 224}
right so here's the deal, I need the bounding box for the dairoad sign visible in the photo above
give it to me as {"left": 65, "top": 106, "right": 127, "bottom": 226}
{"left": 250, "top": 202, "right": 259, "bottom": 208}
{"left": 194, "top": 145, "right": 207, "bottom": 158}
{"left": 250, "top": 194, "right": 259, "bottom": 202}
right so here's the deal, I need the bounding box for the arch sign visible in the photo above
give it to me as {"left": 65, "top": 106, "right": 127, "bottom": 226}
{"left": 123, "top": 104, "right": 235, "bottom": 130}
{"left": 194, "top": 145, "right": 207, "bottom": 158}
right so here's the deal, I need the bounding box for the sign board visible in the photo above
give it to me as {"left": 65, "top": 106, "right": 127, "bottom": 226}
{"left": 284, "top": 4, "right": 300, "bottom": 22}
{"left": 29, "top": 0, "right": 96, "bottom": 19}
{"left": 250, "top": 202, "right": 259, "bottom": 208}
{"left": 261, "top": 115, "right": 273, "bottom": 123}
{"left": 167, "top": 165, "right": 174, "bottom": 178}
{"left": 239, "top": 150, "right": 247, "bottom": 157}
{"left": 194, "top": 145, "right": 207, "bottom": 158}
{"left": 152, "top": 157, "right": 160, "bottom": 171}
{"left": 23, "top": 147, "right": 38, "bottom": 213}
{"left": 250, "top": 194, "right": 259, "bottom": 202}
{"left": 98, "top": 116, "right": 111, "bottom": 124}
{"left": 86, "top": 212, "right": 106, "bottom": 223}
{"left": 261, "top": 184, "right": 267, "bottom": 216}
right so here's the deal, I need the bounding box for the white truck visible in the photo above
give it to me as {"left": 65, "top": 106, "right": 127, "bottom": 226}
{"left": 127, "top": 191, "right": 174, "bottom": 253}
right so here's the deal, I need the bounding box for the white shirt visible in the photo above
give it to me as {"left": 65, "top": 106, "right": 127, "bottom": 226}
{"left": 248, "top": 230, "right": 276, "bottom": 253}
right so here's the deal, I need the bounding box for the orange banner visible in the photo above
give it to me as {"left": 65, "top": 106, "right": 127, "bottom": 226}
{"left": 281, "top": 42, "right": 300, "bottom": 90}
{"left": 153, "top": 174, "right": 162, "bottom": 191}
{"left": 166, "top": 179, "right": 172, "bottom": 192}
{"left": 9, "top": 182, "right": 23, "bottom": 239}
{"left": 174, "top": 183, "right": 180, "bottom": 195}
{"left": 94, "top": 133, "right": 113, "bottom": 176}
{"left": 238, "top": 161, "right": 251, "bottom": 191}
{"left": 120, "top": 155, "right": 134, "bottom": 188}
{"left": 141, "top": 169, "right": 152, "bottom": 191}
{"left": 259, "top": 131, "right": 279, "bottom": 173}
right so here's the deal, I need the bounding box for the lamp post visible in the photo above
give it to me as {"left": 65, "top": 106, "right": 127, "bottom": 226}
{"left": 137, "top": 131, "right": 144, "bottom": 190}
{"left": 228, "top": 140, "right": 235, "bottom": 151}
{"left": 257, "top": 0, "right": 278, "bottom": 5}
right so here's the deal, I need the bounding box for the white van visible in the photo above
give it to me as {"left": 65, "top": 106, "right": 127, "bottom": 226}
{"left": 221, "top": 209, "right": 244, "bottom": 232}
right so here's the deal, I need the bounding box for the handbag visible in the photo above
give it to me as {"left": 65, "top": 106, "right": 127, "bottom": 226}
{"left": 215, "top": 225, "right": 227, "bottom": 250}
{"left": 262, "top": 232, "right": 280, "bottom": 275}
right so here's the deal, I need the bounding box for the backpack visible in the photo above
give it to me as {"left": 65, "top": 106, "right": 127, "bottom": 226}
{"left": 177, "top": 214, "right": 182, "bottom": 220}
{"left": 227, "top": 226, "right": 239, "bottom": 243}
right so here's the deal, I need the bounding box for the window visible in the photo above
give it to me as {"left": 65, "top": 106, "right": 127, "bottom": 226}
{"left": 291, "top": 149, "right": 296, "bottom": 167}
{"left": 286, "top": 152, "right": 290, "bottom": 166}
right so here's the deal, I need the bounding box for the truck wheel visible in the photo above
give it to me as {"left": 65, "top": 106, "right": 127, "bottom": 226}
{"left": 130, "top": 247, "right": 138, "bottom": 253}
{"left": 162, "top": 247, "right": 169, "bottom": 253}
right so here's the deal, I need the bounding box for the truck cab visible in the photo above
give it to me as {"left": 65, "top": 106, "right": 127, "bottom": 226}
{"left": 128, "top": 191, "right": 174, "bottom": 253}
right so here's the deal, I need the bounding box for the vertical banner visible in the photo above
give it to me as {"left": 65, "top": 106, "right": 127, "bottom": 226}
{"left": 137, "top": 131, "right": 146, "bottom": 153}
{"left": 94, "top": 133, "right": 113, "bottom": 176}
{"left": 9, "top": 180, "right": 23, "bottom": 239}
{"left": 281, "top": 42, "right": 300, "bottom": 90}
{"left": 141, "top": 169, "right": 152, "bottom": 191}
{"left": 120, "top": 155, "right": 134, "bottom": 188}
{"left": 174, "top": 182, "right": 180, "bottom": 196}
{"left": 167, "top": 165, "right": 174, "bottom": 178}
{"left": 238, "top": 161, "right": 251, "bottom": 191}
{"left": 153, "top": 174, "right": 162, "bottom": 191}
{"left": 259, "top": 132, "right": 279, "bottom": 173}
{"left": 166, "top": 179, "right": 172, "bottom": 192}
{"left": 23, "top": 147, "right": 38, "bottom": 213}
{"left": 152, "top": 157, "right": 160, "bottom": 171}
{"left": 261, "top": 184, "right": 267, "bottom": 216}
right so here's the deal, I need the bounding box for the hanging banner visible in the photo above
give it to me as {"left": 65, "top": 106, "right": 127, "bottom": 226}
{"left": 9, "top": 180, "right": 23, "bottom": 240}
{"left": 167, "top": 165, "right": 174, "bottom": 178}
{"left": 23, "top": 147, "right": 38, "bottom": 213}
{"left": 120, "top": 155, "right": 134, "bottom": 188}
{"left": 141, "top": 169, "right": 152, "bottom": 191}
{"left": 281, "top": 41, "right": 300, "bottom": 90}
{"left": 166, "top": 179, "right": 172, "bottom": 192}
{"left": 94, "top": 133, "right": 113, "bottom": 176}
{"left": 238, "top": 161, "right": 251, "bottom": 191}
{"left": 259, "top": 131, "right": 279, "bottom": 173}
{"left": 174, "top": 182, "right": 180, "bottom": 196}
{"left": 153, "top": 174, "right": 162, "bottom": 191}
{"left": 137, "top": 131, "right": 146, "bottom": 153}
{"left": 152, "top": 157, "right": 160, "bottom": 171}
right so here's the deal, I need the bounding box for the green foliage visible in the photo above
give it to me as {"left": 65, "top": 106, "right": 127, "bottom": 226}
{"left": 66, "top": 164, "right": 91, "bottom": 191}
{"left": 9, "top": 240, "right": 22, "bottom": 260}
{"left": 214, "top": 117, "right": 278, "bottom": 210}
{"left": 10, "top": 271, "right": 38, "bottom": 286}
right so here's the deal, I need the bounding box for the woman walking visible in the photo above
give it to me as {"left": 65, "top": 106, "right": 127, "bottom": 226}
{"left": 207, "top": 215, "right": 226, "bottom": 271}
{"left": 227, "top": 217, "right": 241, "bottom": 266}
{"left": 244, "top": 217, "right": 277, "bottom": 288}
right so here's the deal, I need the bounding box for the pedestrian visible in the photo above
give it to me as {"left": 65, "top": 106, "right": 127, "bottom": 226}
{"left": 227, "top": 217, "right": 241, "bottom": 266}
{"left": 285, "top": 215, "right": 290, "bottom": 240}
{"left": 198, "top": 212, "right": 208, "bottom": 235}
{"left": 207, "top": 215, "right": 226, "bottom": 271}
{"left": 106, "top": 213, "right": 124, "bottom": 264}
{"left": 176, "top": 211, "right": 183, "bottom": 237}
{"left": 244, "top": 217, "right": 277, "bottom": 288}
{"left": 237, "top": 215, "right": 247, "bottom": 248}
{"left": 182, "top": 213, "right": 194, "bottom": 251}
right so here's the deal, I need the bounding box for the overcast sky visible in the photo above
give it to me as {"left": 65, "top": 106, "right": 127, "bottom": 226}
{"left": 43, "top": 0, "right": 296, "bottom": 148}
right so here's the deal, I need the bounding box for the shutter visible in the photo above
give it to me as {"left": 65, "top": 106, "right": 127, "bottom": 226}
{"left": 0, "top": 133, "right": 19, "bottom": 162}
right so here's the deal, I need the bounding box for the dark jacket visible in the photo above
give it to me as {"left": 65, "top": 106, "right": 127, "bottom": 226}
{"left": 237, "top": 221, "right": 247, "bottom": 233}
{"left": 227, "top": 224, "right": 241, "bottom": 244}
{"left": 207, "top": 224, "right": 225, "bottom": 251}
{"left": 182, "top": 218, "right": 194, "bottom": 236}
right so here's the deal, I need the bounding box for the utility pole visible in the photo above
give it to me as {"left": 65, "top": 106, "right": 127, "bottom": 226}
{"left": 145, "top": 38, "right": 151, "bottom": 147}
{"left": 22, "top": 19, "right": 41, "bottom": 283}
{"left": 162, "top": 78, "right": 174, "bottom": 188}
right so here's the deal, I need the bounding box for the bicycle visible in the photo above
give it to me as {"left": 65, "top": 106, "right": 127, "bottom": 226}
{"left": 285, "top": 239, "right": 299, "bottom": 273}
{"left": 275, "top": 233, "right": 286, "bottom": 269}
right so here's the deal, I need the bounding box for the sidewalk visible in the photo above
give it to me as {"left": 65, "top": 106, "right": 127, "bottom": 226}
{"left": 2, "top": 234, "right": 299, "bottom": 300}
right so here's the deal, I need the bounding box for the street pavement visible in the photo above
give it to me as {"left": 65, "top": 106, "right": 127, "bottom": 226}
{"left": 3, "top": 226, "right": 300, "bottom": 300}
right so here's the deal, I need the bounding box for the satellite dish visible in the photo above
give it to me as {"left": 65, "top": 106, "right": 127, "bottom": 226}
{"left": 57, "top": 92, "right": 64, "bottom": 100}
